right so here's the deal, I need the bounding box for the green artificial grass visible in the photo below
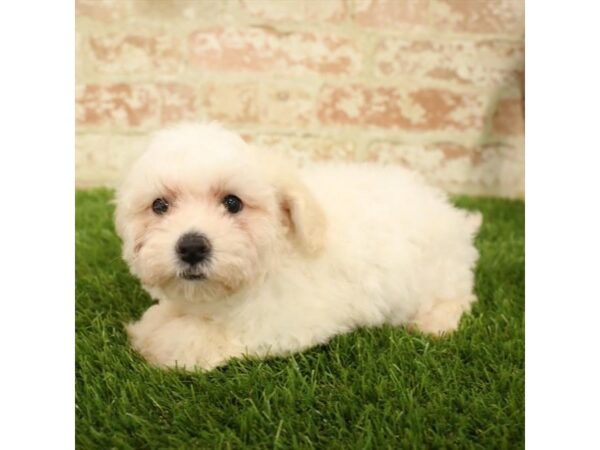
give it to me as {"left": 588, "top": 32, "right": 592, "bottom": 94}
{"left": 76, "top": 189, "right": 524, "bottom": 449}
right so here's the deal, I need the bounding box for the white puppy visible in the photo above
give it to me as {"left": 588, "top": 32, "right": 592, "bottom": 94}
{"left": 115, "top": 122, "right": 482, "bottom": 370}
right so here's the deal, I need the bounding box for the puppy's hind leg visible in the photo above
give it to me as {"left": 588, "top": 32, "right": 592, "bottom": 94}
{"left": 409, "top": 295, "right": 476, "bottom": 336}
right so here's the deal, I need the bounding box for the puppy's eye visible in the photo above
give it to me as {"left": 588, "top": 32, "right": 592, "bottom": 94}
{"left": 152, "top": 198, "right": 169, "bottom": 215}
{"left": 222, "top": 194, "right": 243, "bottom": 214}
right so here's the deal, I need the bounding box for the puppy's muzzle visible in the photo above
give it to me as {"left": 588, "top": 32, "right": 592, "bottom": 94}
{"left": 176, "top": 232, "right": 212, "bottom": 266}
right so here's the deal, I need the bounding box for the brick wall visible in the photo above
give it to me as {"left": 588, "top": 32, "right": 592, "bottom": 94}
{"left": 76, "top": 0, "right": 524, "bottom": 197}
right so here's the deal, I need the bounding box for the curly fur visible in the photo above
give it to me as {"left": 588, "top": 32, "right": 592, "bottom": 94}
{"left": 115, "top": 122, "right": 482, "bottom": 370}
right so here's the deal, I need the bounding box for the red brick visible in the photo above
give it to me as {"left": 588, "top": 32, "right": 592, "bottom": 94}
{"left": 76, "top": 0, "right": 223, "bottom": 21}
{"left": 354, "top": 0, "right": 429, "bottom": 29}
{"left": 159, "top": 84, "right": 197, "bottom": 124}
{"left": 76, "top": 134, "right": 147, "bottom": 187}
{"left": 364, "top": 140, "right": 524, "bottom": 197}
{"left": 429, "top": 0, "right": 524, "bottom": 35}
{"left": 200, "top": 82, "right": 260, "bottom": 124}
{"left": 76, "top": 30, "right": 84, "bottom": 79}
{"left": 188, "top": 27, "right": 361, "bottom": 76}
{"left": 200, "top": 82, "right": 318, "bottom": 126}
{"left": 491, "top": 97, "right": 524, "bottom": 136}
{"left": 261, "top": 84, "right": 318, "bottom": 126}
{"left": 128, "top": 0, "right": 223, "bottom": 19}
{"left": 245, "top": 134, "right": 357, "bottom": 163}
{"left": 318, "top": 84, "right": 487, "bottom": 132}
{"left": 76, "top": 84, "right": 196, "bottom": 129}
{"left": 365, "top": 141, "right": 480, "bottom": 166}
{"left": 374, "top": 38, "right": 524, "bottom": 88}
{"left": 76, "top": 0, "right": 130, "bottom": 22}
{"left": 88, "top": 32, "right": 183, "bottom": 74}
{"left": 239, "top": 0, "right": 347, "bottom": 22}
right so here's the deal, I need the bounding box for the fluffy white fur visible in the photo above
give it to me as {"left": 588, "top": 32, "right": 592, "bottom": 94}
{"left": 115, "top": 122, "right": 482, "bottom": 371}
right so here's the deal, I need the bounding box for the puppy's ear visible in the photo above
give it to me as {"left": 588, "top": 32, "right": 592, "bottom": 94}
{"left": 254, "top": 146, "right": 327, "bottom": 255}
{"left": 257, "top": 148, "right": 326, "bottom": 255}
{"left": 277, "top": 176, "right": 327, "bottom": 255}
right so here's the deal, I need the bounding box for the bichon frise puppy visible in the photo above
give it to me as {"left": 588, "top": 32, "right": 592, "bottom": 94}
{"left": 115, "top": 122, "right": 482, "bottom": 370}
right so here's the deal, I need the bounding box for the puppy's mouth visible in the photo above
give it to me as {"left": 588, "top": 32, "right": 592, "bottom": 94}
{"left": 179, "top": 269, "right": 207, "bottom": 281}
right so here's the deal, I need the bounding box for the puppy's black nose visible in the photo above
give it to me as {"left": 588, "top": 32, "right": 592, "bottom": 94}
{"left": 176, "top": 232, "right": 211, "bottom": 265}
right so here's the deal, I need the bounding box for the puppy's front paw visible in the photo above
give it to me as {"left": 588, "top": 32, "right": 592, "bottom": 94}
{"left": 127, "top": 314, "right": 239, "bottom": 371}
